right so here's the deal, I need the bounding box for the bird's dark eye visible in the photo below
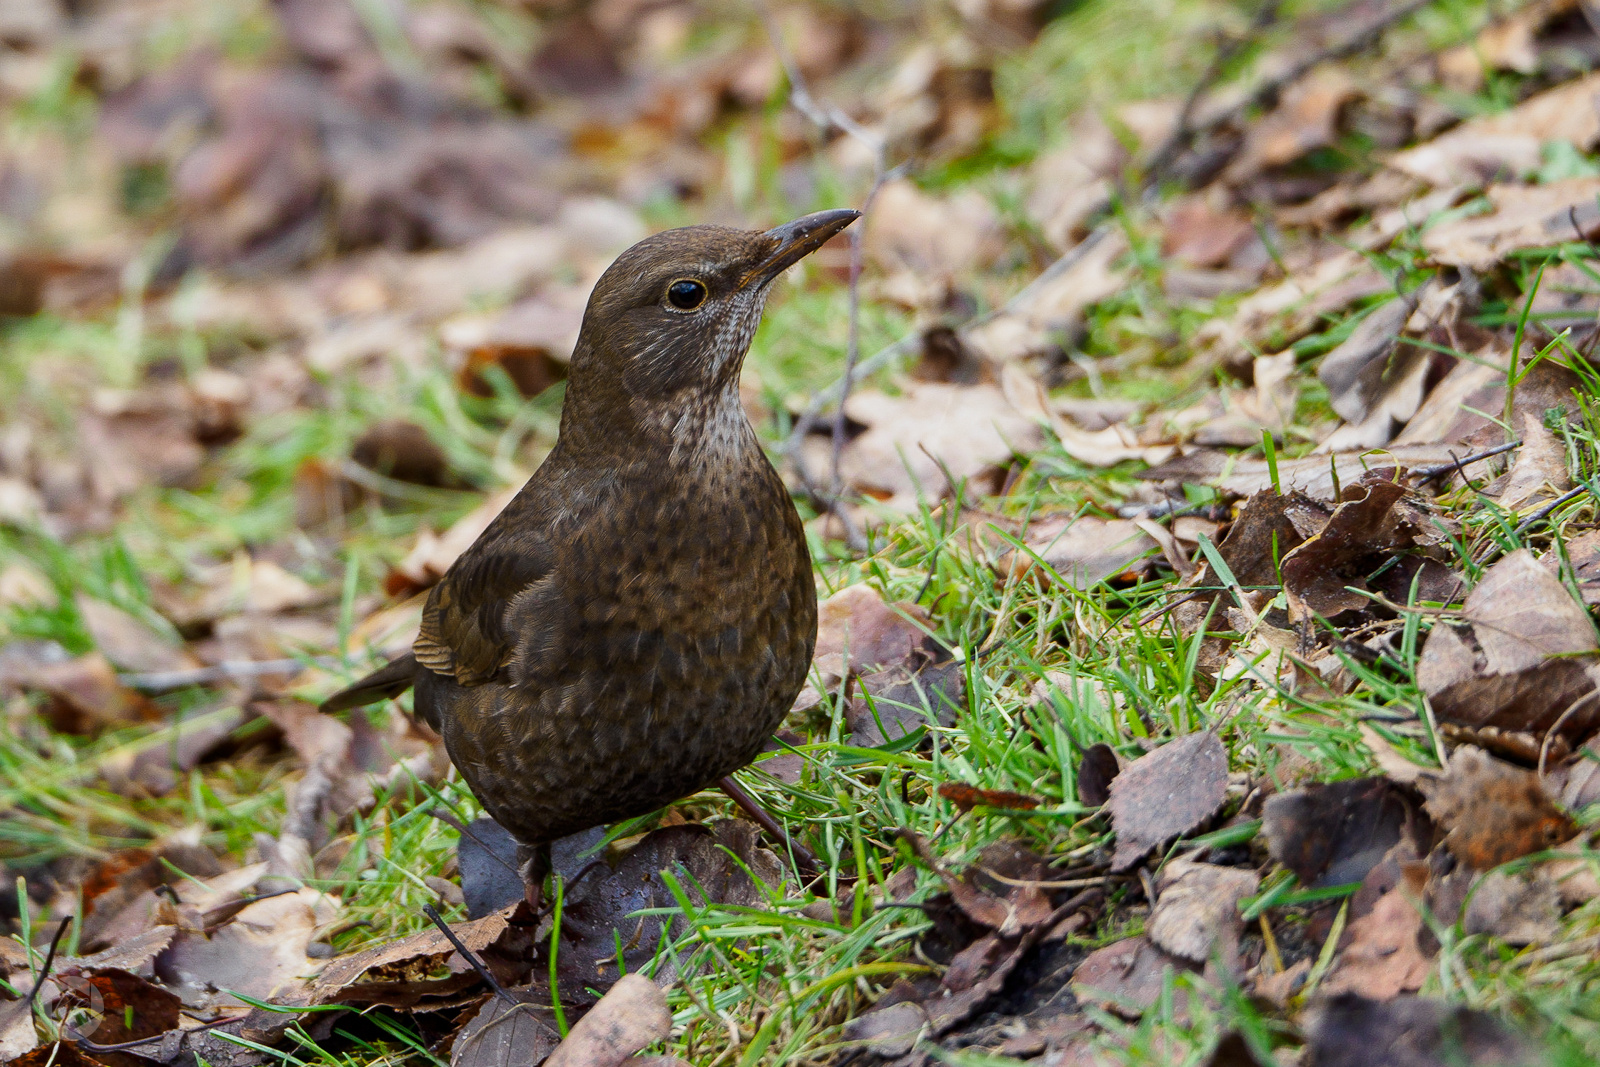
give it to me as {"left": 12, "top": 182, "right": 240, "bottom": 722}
{"left": 666, "top": 279, "right": 707, "bottom": 310}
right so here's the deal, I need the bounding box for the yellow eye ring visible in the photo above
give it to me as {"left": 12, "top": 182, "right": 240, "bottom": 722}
{"left": 666, "top": 279, "right": 708, "bottom": 310}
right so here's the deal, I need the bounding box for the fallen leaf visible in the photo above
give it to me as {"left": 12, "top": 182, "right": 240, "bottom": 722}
{"left": 388, "top": 487, "right": 519, "bottom": 596}
{"left": 1322, "top": 863, "right": 1433, "bottom": 998}
{"left": 994, "top": 514, "right": 1158, "bottom": 589}
{"left": 1416, "top": 551, "right": 1600, "bottom": 762}
{"left": 1306, "top": 993, "right": 1543, "bottom": 1067}
{"left": 1076, "top": 743, "right": 1120, "bottom": 807}
{"left": 1280, "top": 471, "right": 1451, "bottom": 621}
{"left": 1497, "top": 412, "right": 1571, "bottom": 511}
{"left": 841, "top": 1000, "right": 928, "bottom": 1058}
{"left": 1462, "top": 868, "right": 1563, "bottom": 945}
{"left": 1070, "top": 935, "right": 1197, "bottom": 1018}
{"left": 848, "top": 660, "right": 965, "bottom": 747}
{"left": 1553, "top": 529, "right": 1600, "bottom": 606}
{"left": 937, "top": 782, "right": 1041, "bottom": 811}
{"left": 1147, "top": 858, "right": 1259, "bottom": 963}
{"left": 155, "top": 887, "right": 339, "bottom": 1008}
{"left": 74, "top": 594, "right": 191, "bottom": 675}
{"left": 1, "top": 651, "right": 162, "bottom": 734}
{"left": 1419, "top": 747, "right": 1574, "bottom": 869}
{"left": 351, "top": 419, "right": 453, "bottom": 487}
{"left": 1422, "top": 177, "right": 1600, "bottom": 271}
{"left": 1225, "top": 66, "right": 1358, "bottom": 181}
{"left": 834, "top": 382, "right": 1044, "bottom": 513}
{"left": 813, "top": 584, "right": 937, "bottom": 679}
{"left": 1389, "top": 71, "right": 1600, "bottom": 188}
{"left": 450, "top": 991, "right": 561, "bottom": 1067}
{"left": 545, "top": 973, "right": 671, "bottom": 1067}
{"left": 1107, "top": 732, "right": 1229, "bottom": 872}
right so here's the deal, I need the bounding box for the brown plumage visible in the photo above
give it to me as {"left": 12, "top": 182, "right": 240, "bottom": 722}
{"left": 324, "top": 209, "right": 858, "bottom": 891}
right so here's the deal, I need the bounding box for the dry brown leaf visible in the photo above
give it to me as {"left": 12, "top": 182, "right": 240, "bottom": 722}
{"left": 1107, "top": 732, "right": 1228, "bottom": 871}
{"left": 813, "top": 584, "right": 936, "bottom": 679}
{"left": 1321, "top": 863, "right": 1433, "bottom": 998}
{"left": 1497, "top": 412, "right": 1571, "bottom": 511}
{"left": 1263, "top": 776, "right": 1429, "bottom": 889}
{"left": 545, "top": 974, "right": 671, "bottom": 1067}
{"left": 994, "top": 514, "right": 1157, "bottom": 590}
{"left": 1422, "top": 177, "right": 1600, "bottom": 271}
{"left": 155, "top": 887, "right": 338, "bottom": 1008}
{"left": 450, "top": 991, "right": 561, "bottom": 1067}
{"left": 1390, "top": 71, "right": 1600, "bottom": 187}
{"left": 1147, "top": 858, "right": 1259, "bottom": 963}
{"left": 1420, "top": 747, "right": 1575, "bottom": 870}
{"left": 74, "top": 593, "right": 192, "bottom": 675}
{"left": 1225, "top": 66, "right": 1358, "bottom": 181}
{"left": 835, "top": 382, "right": 1043, "bottom": 512}
{"left": 1070, "top": 935, "right": 1196, "bottom": 1019}
{"left": 1, "top": 650, "right": 161, "bottom": 734}
{"left": 1306, "top": 994, "right": 1542, "bottom": 1067}
{"left": 388, "top": 486, "right": 519, "bottom": 596}
{"left": 962, "top": 230, "right": 1129, "bottom": 364}
{"left": 1417, "top": 551, "right": 1600, "bottom": 761}
{"left": 866, "top": 179, "right": 1002, "bottom": 309}
{"left": 1462, "top": 869, "right": 1563, "bottom": 945}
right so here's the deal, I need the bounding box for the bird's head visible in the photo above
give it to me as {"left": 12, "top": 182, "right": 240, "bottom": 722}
{"left": 570, "top": 209, "right": 860, "bottom": 407}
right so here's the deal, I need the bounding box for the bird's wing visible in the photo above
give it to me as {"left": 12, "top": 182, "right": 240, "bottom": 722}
{"left": 414, "top": 541, "right": 550, "bottom": 687}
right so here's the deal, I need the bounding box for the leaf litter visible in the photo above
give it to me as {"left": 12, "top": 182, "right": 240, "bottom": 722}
{"left": 5, "top": 0, "right": 1600, "bottom": 1065}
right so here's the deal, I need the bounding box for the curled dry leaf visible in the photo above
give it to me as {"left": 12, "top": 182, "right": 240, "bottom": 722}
{"left": 1279, "top": 470, "right": 1452, "bottom": 622}
{"left": 1106, "top": 731, "right": 1229, "bottom": 872}
{"left": 937, "top": 782, "right": 1041, "bottom": 812}
{"left": 1497, "top": 413, "right": 1570, "bottom": 511}
{"left": 1075, "top": 742, "right": 1119, "bottom": 807}
{"left": 1419, "top": 747, "right": 1575, "bottom": 870}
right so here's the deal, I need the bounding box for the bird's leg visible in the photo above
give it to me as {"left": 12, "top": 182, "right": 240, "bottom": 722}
{"left": 718, "top": 775, "right": 819, "bottom": 877}
{"left": 515, "top": 841, "right": 552, "bottom": 913}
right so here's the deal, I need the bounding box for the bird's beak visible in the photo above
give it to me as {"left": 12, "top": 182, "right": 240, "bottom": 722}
{"left": 746, "top": 208, "right": 861, "bottom": 287}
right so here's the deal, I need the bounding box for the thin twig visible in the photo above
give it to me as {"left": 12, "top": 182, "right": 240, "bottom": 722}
{"left": 422, "top": 903, "right": 515, "bottom": 1004}
{"left": 1409, "top": 440, "right": 1522, "bottom": 483}
{"left": 1150, "top": 0, "right": 1435, "bottom": 187}
{"left": 119, "top": 658, "right": 336, "bottom": 693}
{"left": 78, "top": 1016, "right": 238, "bottom": 1053}
{"left": 1144, "top": 0, "right": 1284, "bottom": 184}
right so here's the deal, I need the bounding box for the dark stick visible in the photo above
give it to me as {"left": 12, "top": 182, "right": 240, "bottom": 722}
{"left": 1409, "top": 440, "right": 1522, "bottom": 483}
{"left": 26, "top": 917, "right": 72, "bottom": 1013}
{"left": 718, "top": 775, "right": 820, "bottom": 877}
{"left": 78, "top": 1016, "right": 237, "bottom": 1052}
{"left": 1144, "top": 0, "right": 1283, "bottom": 183}
{"left": 422, "top": 903, "right": 515, "bottom": 1004}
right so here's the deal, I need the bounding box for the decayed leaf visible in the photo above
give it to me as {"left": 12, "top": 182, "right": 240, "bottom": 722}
{"left": 544, "top": 974, "right": 671, "bottom": 1067}
{"left": 1462, "top": 869, "right": 1563, "bottom": 945}
{"left": 1263, "top": 777, "right": 1428, "bottom": 890}
{"left": 841, "top": 1000, "right": 928, "bottom": 1058}
{"left": 1076, "top": 743, "right": 1120, "bottom": 807}
{"left": 1107, "top": 732, "right": 1229, "bottom": 871}
{"left": 1279, "top": 471, "right": 1452, "bottom": 621}
{"left": 866, "top": 179, "right": 1002, "bottom": 310}
{"left": 450, "top": 991, "right": 561, "bottom": 1067}
{"left": 1225, "top": 66, "right": 1358, "bottom": 181}
{"left": 1070, "top": 935, "right": 1196, "bottom": 1018}
{"left": 1553, "top": 529, "right": 1600, "bottom": 606}
{"left": 155, "top": 887, "right": 339, "bottom": 1008}
{"left": 1417, "top": 551, "right": 1600, "bottom": 762}
{"left": 0, "top": 651, "right": 161, "bottom": 734}
{"left": 961, "top": 230, "right": 1129, "bottom": 364}
{"left": 1147, "top": 858, "right": 1259, "bottom": 963}
{"left": 937, "top": 782, "right": 1041, "bottom": 812}
{"left": 1322, "top": 863, "right": 1433, "bottom": 999}
{"left": 1419, "top": 747, "right": 1574, "bottom": 870}
{"left": 1306, "top": 993, "right": 1542, "bottom": 1067}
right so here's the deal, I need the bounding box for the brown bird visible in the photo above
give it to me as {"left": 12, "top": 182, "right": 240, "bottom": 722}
{"left": 323, "top": 208, "right": 858, "bottom": 899}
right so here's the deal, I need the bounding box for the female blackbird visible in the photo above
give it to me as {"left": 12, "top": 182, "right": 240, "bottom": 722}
{"left": 323, "top": 209, "right": 859, "bottom": 896}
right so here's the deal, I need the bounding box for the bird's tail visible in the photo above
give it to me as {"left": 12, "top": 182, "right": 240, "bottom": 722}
{"left": 320, "top": 652, "right": 418, "bottom": 711}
